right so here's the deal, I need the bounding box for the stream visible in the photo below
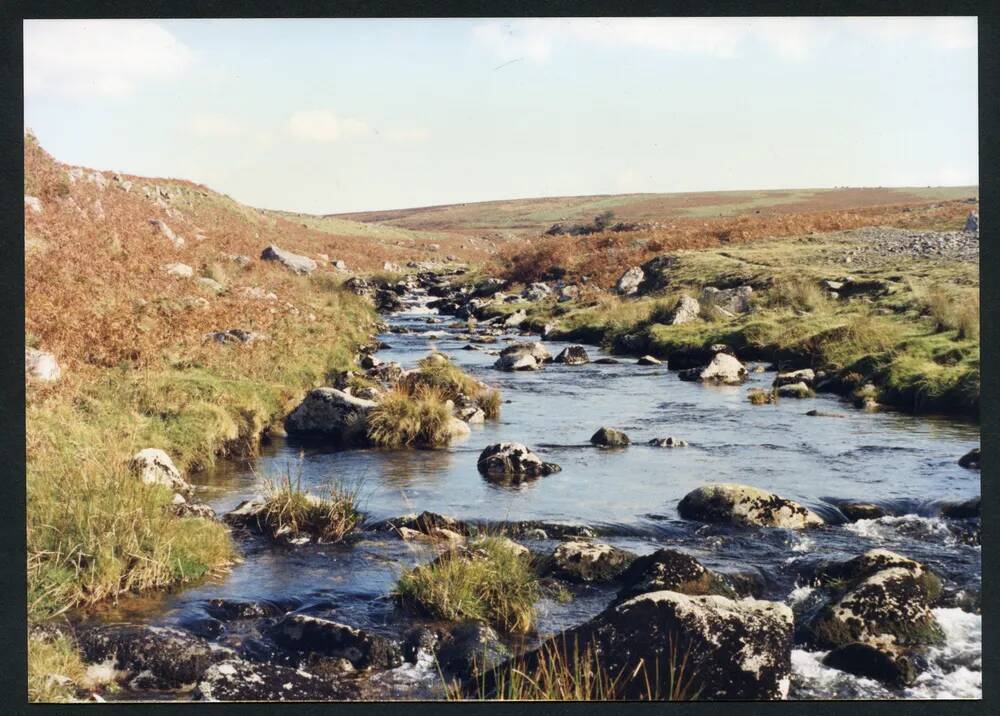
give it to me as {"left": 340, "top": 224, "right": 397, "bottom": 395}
{"left": 85, "top": 286, "right": 982, "bottom": 701}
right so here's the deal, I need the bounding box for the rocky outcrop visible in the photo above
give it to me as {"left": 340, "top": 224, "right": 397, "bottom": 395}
{"left": 283, "top": 388, "right": 376, "bottom": 444}
{"left": 678, "top": 483, "right": 824, "bottom": 529}
{"left": 195, "top": 658, "right": 356, "bottom": 701}
{"left": 260, "top": 244, "right": 317, "bottom": 275}
{"left": 129, "top": 448, "right": 193, "bottom": 497}
{"left": 78, "top": 624, "right": 222, "bottom": 690}
{"left": 25, "top": 348, "right": 61, "bottom": 382}
{"left": 547, "top": 540, "right": 636, "bottom": 583}
{"left": 554, "top": 345, "right": 589, "bottom": 365}
{"left": 476, "top": 443, "right": 561, "bottom": 480}
{"left": 678, "top": 353, "right": 749, "bottom": 385}
{"left": 590, "top": 427, "right": 630, "bottom": 447}
{"left": 486, "top": 590, "right": 793, "bottom": 700}
{"left": 265, "top": 615, "right": 402, "bottom": 670}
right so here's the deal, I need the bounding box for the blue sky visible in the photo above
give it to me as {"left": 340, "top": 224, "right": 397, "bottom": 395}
{"left": 24, "top": 18, "right": 978, "bottom": 213}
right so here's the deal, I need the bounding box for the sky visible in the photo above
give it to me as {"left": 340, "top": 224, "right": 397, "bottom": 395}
{"left": 23, "top": 17, "right": 978, "bottom": 214}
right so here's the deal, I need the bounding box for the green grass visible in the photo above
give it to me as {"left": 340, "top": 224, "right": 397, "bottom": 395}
{"left": 397, "top": 536, "right": 539, "bottom": 634}
{"left": 260, "top": 470, "right": 362, "bottom": 542}
{"left": 367, "top": 385, "right": 455, "bottom": 448}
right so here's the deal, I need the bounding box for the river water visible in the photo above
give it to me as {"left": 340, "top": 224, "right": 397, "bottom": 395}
{"left": 90, "top": 289, "right": 982, "bottom": 700}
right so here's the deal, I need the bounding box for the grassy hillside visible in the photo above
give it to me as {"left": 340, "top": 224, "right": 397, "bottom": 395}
{"left": 333, "top": 186, "right": 978, "bottom": 236}
{"left": 24, "top": 134, "right": 398, "bottom": 625}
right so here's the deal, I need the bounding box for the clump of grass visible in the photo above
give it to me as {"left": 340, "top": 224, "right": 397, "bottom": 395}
{"left": 260, "top": 469, "right": 362, "bottom": 542}
{"left": 764, "top": 278, "right": 830, "bottom": 313}
{"left": 476, "top": 388, "right": 502, "bottom": 419}
{"left": 367, "top": 385, "right": 454, "bottom": 448}
{"left": 201, "top": 262, "right": 227, "bottom": 285}
{"left": 397, "top": 536, "right": 539, "bottom": 633}
{"left": 454, "top": 633, "right": 701, "bottom": 701}
{"left": 412, "top": 353, "right": 484, "bottom": 401}
{"left": 28, "top": 631, "right": 88, "bottom": 702}
{"left": 809, "top": 313, "right": 902, "bottom": 368}
{"left": 920, "top": 286, "right": 980, "bottom": 340}
{"left": 748, "top": 387, "right": 777, "bottom": 405}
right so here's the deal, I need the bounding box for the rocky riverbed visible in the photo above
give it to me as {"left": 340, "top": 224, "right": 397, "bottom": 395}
{"left": 64, "top": 269, "right": 981, "bottom": 702}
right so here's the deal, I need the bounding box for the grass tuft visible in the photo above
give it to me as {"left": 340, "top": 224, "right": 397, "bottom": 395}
{"left": 367, "top": 385, "right": 454, "bottom": 448}
{"left": 260, "top": 468, "right": 362, "bottom": 542}
{"left": 397, "top": 536, "right": 539, "bottom": 633}
{"left": 28, "top": 631, "right": 88, "bottom": 703}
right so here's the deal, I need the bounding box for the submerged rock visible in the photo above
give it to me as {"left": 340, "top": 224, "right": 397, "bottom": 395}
{"left": 78, "top": 624, "right": 222, "bottom": 690}
{"left": 266, "top": 615, "right": 401, "bottom": 670}
{"left": 283, "top": 388, "right": 376, "bottom": 444}
{"left": 590, "top": 426, "right": 630, "bottom": 447}
{"left": 547, "top": 540, "right": 636, "bottom": 583}
{"left": 678, "top": 483, "right": 824, "bottom": 529}
{"left": 476, "top": 442, "right": 561, "bottom": 479}
{"left": 839, "top": 502, "right": 888, "bottom": 522}
{"left": 958, "top": 447, "right": 980, "bottom": 469}
{"left": 260, "top": 244, "right": 317, "bottom": 275}
{"left": 636, "top": 355, "right": 662, "bottom": 365}
{"left": 554, "top": 345, "right": 589, "bottom": 365}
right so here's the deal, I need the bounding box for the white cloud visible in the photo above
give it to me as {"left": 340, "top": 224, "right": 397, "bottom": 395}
{"left": 187, "top": 113, "right": 242, "bottom": 138}
{"left": 24, "top": 20, "right": 193, "bottom": 100}
{"left": 286, "top": 109, "right": 370, "bottom": 142}
{"left": 471, "top": 17, "right": 976, "bottom": 64}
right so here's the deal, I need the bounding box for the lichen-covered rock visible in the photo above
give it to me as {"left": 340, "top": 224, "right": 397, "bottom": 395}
{"left": 194, "top": 658, "right": 356, "bottom": 701}
{"left": 266, "top": 614, "right": 402, "bottom": 670}
{"left": 806, "top": 550, "right": 943, "bottom": 652}
{"left": 25, "top": 348, "right": 61, "bottom": 382}
{"left": 699, "top": 285, "right": 753, "bottom": 314}
{"left": 129, "top": 448, "right": 193, "bottom": 497}
{"left": 554, "top": 345, "right": 589, "bottom": 365}
{"left": 476, "top": 442, "right": 561, "bottom": 479}
{"left": 590, "top": 426, "right": 630, "bottom": 447}
{"left": 821, "top": 642, "right": 921, "bottom": 687}
{"left": 667, "top": 295, "right": 700, "bottom": 324}
{"left": 615, "top": 266, "right": 645, "bottom": 296}
{"left": 375, "top": 510, "right": 470, "bottom": 537}
{"left": 260, "top": 244, "right": 317, "bottom": 274}
{"left": 776, "top": 381, "right": 814, "bottom": 399}
{"left": 614, "top": 549, "right": 727, "bottom": 602}
{"left": 486, "top": 591, "right": 793, "bottom": 700}
{"left": 78, "top": 624, "right": 222, "bottom": 690}
{"left": 283, "top": 388, "right": 376, "bottom": 444}
{"left": 548, "top": 540, "right": 636, "bottom": 583}
{"left": 493, "top": 344, "right": 539, "bottom": 371}
{"left": 678, "top": 353, "right": 749, "bottom": 385}
{"left": 435, "top": 622, "right": 510, "bottom": 680}
{"left": 678, "top": 483, "right": 824, "bottom": 529}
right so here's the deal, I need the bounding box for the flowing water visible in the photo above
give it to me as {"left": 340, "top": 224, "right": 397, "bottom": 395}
{"left": 88, "top": 289, "right": 982, "bottom": 700}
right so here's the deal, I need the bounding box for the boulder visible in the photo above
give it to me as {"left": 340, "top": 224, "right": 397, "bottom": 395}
{"left": 668, "top": 295, "right": 701, "bottom": 324}
{"left": 776, "top": 381, "right": 813, "bottom": 399}
{"left": 699, "top": 285, "right": 753, "bottom": 314}
{"left": 554, "top": 345, "right": 590, "bottom": 365}
{"left": 964, "top": 211, "right": 979, "bottom": 232}
{"left": 149, "top": 219, "right": 184, "bottom": 248}
{"left": 522, "top": 282, "right": 552, "bottom": 301}
{"left": 821, "top": 642, "right": 920, "bottom": 688}
{"left": 678, "top": 483, "right": 824, "bottom": 529}
{"left": 648, "top": 436, "right": 688, "bottom": 447}
{"left": 774, "top": 368, "right": 816, "bottom": 387}
{"left": 590, "top": 427, "right": 630, "bottom": 447}
{"left": 265, "top": 615, "right": 402, "bottom": 670}
{"left": 24, "top": 195, "right": 43, "bottom": 214}
{"left": 164, "top": 262, "right": 194, "bottom": 278}
{"left": 614, "top": 549, "right": 729, "bottom": 603}
{"left": 487, "top": 591, "right": 793, "bottom": 700}
{"left": 940, "top": 496, "right": 980, "bottom": 519}
{"left": 637, "top": 255, "right": 679, "bottom": 293}
{"left": 435, "top": 622, "right": 510, "bottom": 680}
{"left": 548, "top": 540, "right": 636, "bottom": 583}
{"left": 25, "top": 348, "right": 61, "bottom": 382}
{"left": 78, "top": 624, "right": 221, "bottom": 690}
{"left": 493, "top": 342, "right": 550, "bottom": 371}
{"left": 839, "top": 502, "right": 888, "bottom": 522}
{"left": 283, "top": 388, "right": 377, "bottom": 444}
{"left": 129, "top": 448, "right": 193, "bottom": 496}
{"left": 197, "top": 277, "right": 225, "bottom": 293}
{"left": 958, "top": 447, "right": 980, "bottom": 469}
{"left": 260, "top": 244, "right": 317, "bottom": 275}
{"left": 476, "top": 442, "right": 561, "bottom": 478}
{"left": 445, "top": 417, "right": 471, "bottom": 441}
{"left": 636, "top": 355, "right": 662, "bottom": 365}
{"left": 194, "top": 658, "right": 355, "bottom": 701}
{"left": 678, "top": 353, "right": 749, "bottom": 385}
{"left": 615, "top": 266, "right": 645, "bottom": 296}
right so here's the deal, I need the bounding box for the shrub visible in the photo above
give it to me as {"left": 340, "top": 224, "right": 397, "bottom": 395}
{"left": 367, "top": 385, "right": 453, "bottom": 448}
{"left": 454, "top": 632, "right": 701, "bottom": 701}
{"left": 397, "top": 536, "right": 539, "bottom": 633}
